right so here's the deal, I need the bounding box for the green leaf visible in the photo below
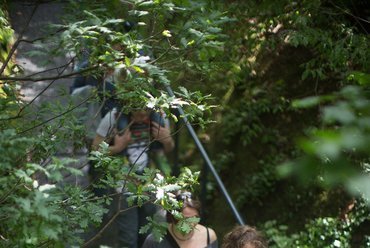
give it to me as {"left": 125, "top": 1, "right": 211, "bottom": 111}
{"left": 348, "top": 71, "right": 370, "bottom": 85}
{"left": 132, "top": 65, "right": 145, "bottom": 74}
{"left": 14, "top": 169, "right": 33, "bottom": 183}
{"left": 323, "top": 103, "right": 355, "bottom": 124}
{"left": 125, "top": 57, "right": 131, "bottom": 66}
{"left": 128, "top": 10, "right": 149, "bottom": 17}
{"left": 346, "top": 174, "right": 370, "bottom": 205}
{"left": 292, "top": 96, "right": 320, "bottom": 108}
{"left": 65, "top": 167, "right": 84, "bottom": 177}
{"left": 97, "top": 26, "right": 111, "bottom": 33}
{"left": 16, "top": 198, "right": 32, "bottom": 213}
{"left": 276, "top": 162, "right": 295, "bottom": 178}
{"left": 42, "top": 227, "right": 59, "bottom": 240}
{"left": 188, "top": 28, "right": 203, "bottom": 38}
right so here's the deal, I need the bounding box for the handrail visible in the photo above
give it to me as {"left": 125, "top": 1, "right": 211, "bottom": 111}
{"left": 165, "top": 85, "right": 245, "bottom": 225}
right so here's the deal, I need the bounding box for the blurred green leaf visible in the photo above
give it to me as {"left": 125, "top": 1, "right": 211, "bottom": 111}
{"left": 323, "top": 102, "right": 355, "bottom": 124}
{"left": 347, "top": 175, "right": 370, "bottom": 205}
{"left": 348, "top": 71, "right": 370, "bottom": 85}
{"left": 292, "top": 96, "right": 321, "bottom": 108}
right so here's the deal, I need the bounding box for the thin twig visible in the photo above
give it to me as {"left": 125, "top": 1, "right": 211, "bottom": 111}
{"left": 81, "top": 198, "right": 155, "bottom": 247}
{"left": 0, "top": 65, "right": 99, "bottom": 82}
{"left": 18, "top": 57, "right": 75, "bottom": 116}
{"left": 23, "top": 56, "right": 76, "bottom": 78}
{"left": 82, "top": 194, "right": 122, "bottom": 247}
{"left": 18, "top": 27, "right": 67, "bottom": 44}
{"left": 0, "top": 178, "right": 22, "bottom": 205}
{"left": 17, "top": 94, "right": 94, "bottom": 135}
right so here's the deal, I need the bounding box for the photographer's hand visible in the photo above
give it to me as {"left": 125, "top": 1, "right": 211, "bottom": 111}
{"left": 111, "top": 128, "right": 131, "bottom": 154}
{"left": 151, "top": 122, "right": 174, "bottom": 153}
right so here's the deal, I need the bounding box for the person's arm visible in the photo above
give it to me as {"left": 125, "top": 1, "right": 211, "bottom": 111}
{"left": 92, "top": 129, "right": 131, "bottom": 155}
{"left": 151, "top": 122, "right": 174, "bottom": 153}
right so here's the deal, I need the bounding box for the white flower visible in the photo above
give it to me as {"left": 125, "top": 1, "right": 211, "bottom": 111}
{"left": 155, "top": 173, "right": 164, "bottom": 182}
{"left": 38, "top": 184, "right": 56, "bottom": 192}
{"left": 156, "top": 188, "right": 165, "bottom": 200}
{"left": 146, "top": 101, "right": 155, "bottom": 109}
{"left": 333, "top": 240, "right": 341, "bottom": 247}
{"left": 32, "top": 180, "right": 39, "bottom": 189}
{"left": 133, "top": 56, "right": 150, "bottom": 65}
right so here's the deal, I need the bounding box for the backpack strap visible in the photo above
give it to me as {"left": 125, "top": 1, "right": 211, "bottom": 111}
{"left": 206, "top": 227, "right": 210, "bottom": 245}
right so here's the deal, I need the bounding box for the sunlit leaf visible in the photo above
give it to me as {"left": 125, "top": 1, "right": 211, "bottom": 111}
{"left": 292, "top": 96, "right": 321, "bottom": 108}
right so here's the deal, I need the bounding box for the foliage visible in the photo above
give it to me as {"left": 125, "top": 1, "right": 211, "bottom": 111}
{"left": 47, "top": 0, "right": 229, "bottom": 126}
{"left": 0, "top": 126, "right": 200, "bottom": 247}
{"left": 263, "top": 200, "right": 370, "bottom": 248}
{"left": 281, "top": 84, "right": 370, "bottom": 204}
{"left": 235, "top": 160, "right": 279, "bottom": 207}
{"left": 1, "top": 0, "right": 370, "bottom": 246}
{"left": 0, "top": 0, "right": 221, "bottom": 246}
{"left": 222, "top": 97, "right": 289, "bottom": 146}
{"left": 0, "top": 4, "right": 14, "bottom": 76}
{"left": 202, "top": 0, "right": 370, "bottom": 244}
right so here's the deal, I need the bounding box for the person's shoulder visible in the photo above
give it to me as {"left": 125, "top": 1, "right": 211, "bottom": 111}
{"left": 207, "top": 226, "right": 217, "bottom": 243}
{"left": 142, "top": 233, "right": 155, "bottom": 248}
{"left": 101, "top": 108, "right": 117, "bottom": 121}
{"left": 197, "top": 224, "right": 217, "bottom": 243}
{"left": 146, "top": 233, "right": 155, "bottom": 240}
{"left": 96, "top": 108, "right": 117, "bottom": 136}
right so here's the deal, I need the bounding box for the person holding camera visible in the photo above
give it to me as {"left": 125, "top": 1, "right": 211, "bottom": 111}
{"left": 91, "top": 107, "right": 174, "bottom": 248}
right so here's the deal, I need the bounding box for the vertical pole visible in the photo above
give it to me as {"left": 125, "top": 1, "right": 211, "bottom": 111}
{"left": 165, "top": 85, "right": 245, "bottom": 225}
{"left": 200, "top": 147, "right": 208, "bottom": 222}
{"left": 173, "top": 109, "right": 180, "bottom": 176}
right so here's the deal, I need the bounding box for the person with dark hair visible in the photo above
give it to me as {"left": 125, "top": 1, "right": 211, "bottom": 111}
{"left": 142, "top": 191, "right": 218, "bottom": 248}
{"left": 221, "top": 225, "right": 268, "bottom": 248}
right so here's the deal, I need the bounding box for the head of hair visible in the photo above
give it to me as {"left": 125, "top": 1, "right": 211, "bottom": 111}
{"left": 166, "top": 191, "right": 201, "bottom": 223}
{"left": 222, "top": 225, "right": 268, "bottom": 248}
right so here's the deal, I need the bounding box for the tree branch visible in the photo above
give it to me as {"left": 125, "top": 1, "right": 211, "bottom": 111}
{"left": 81, "top": 194, "right": 122, "bottom": 247}
{"left": 0, "top": 178, "right": 22, "bottom": 205}
{"left": 18, "top": 27, "right": 68, "bottom": 44}
{"left": 24, "top": 57, "right": 76, "bottom": 78}
{"left": 0, "top": 3, "right": 39, "bottom": 76}
{"left": 81, "top": 198, "right": 155, "bottom": 247}
{"left": 17, "top": 57, "right": 74, "bottom": 116}
{"left": 0, "top": 64, "right": 99, "bottom": 82}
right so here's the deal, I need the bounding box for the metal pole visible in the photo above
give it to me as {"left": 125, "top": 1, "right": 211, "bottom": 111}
{"left": 200, "top": 149, "right": 209, "bottom": 223}
{"left": 173, "top": 110, "right": 180, "bottom": 176}
{"left": 165, "top": 85, "right": 245, "bottom": 225}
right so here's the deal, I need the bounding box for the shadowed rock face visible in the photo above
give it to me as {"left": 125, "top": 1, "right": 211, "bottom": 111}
{"left": 9, "top": 1, "right": 72, "bottom": 104}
